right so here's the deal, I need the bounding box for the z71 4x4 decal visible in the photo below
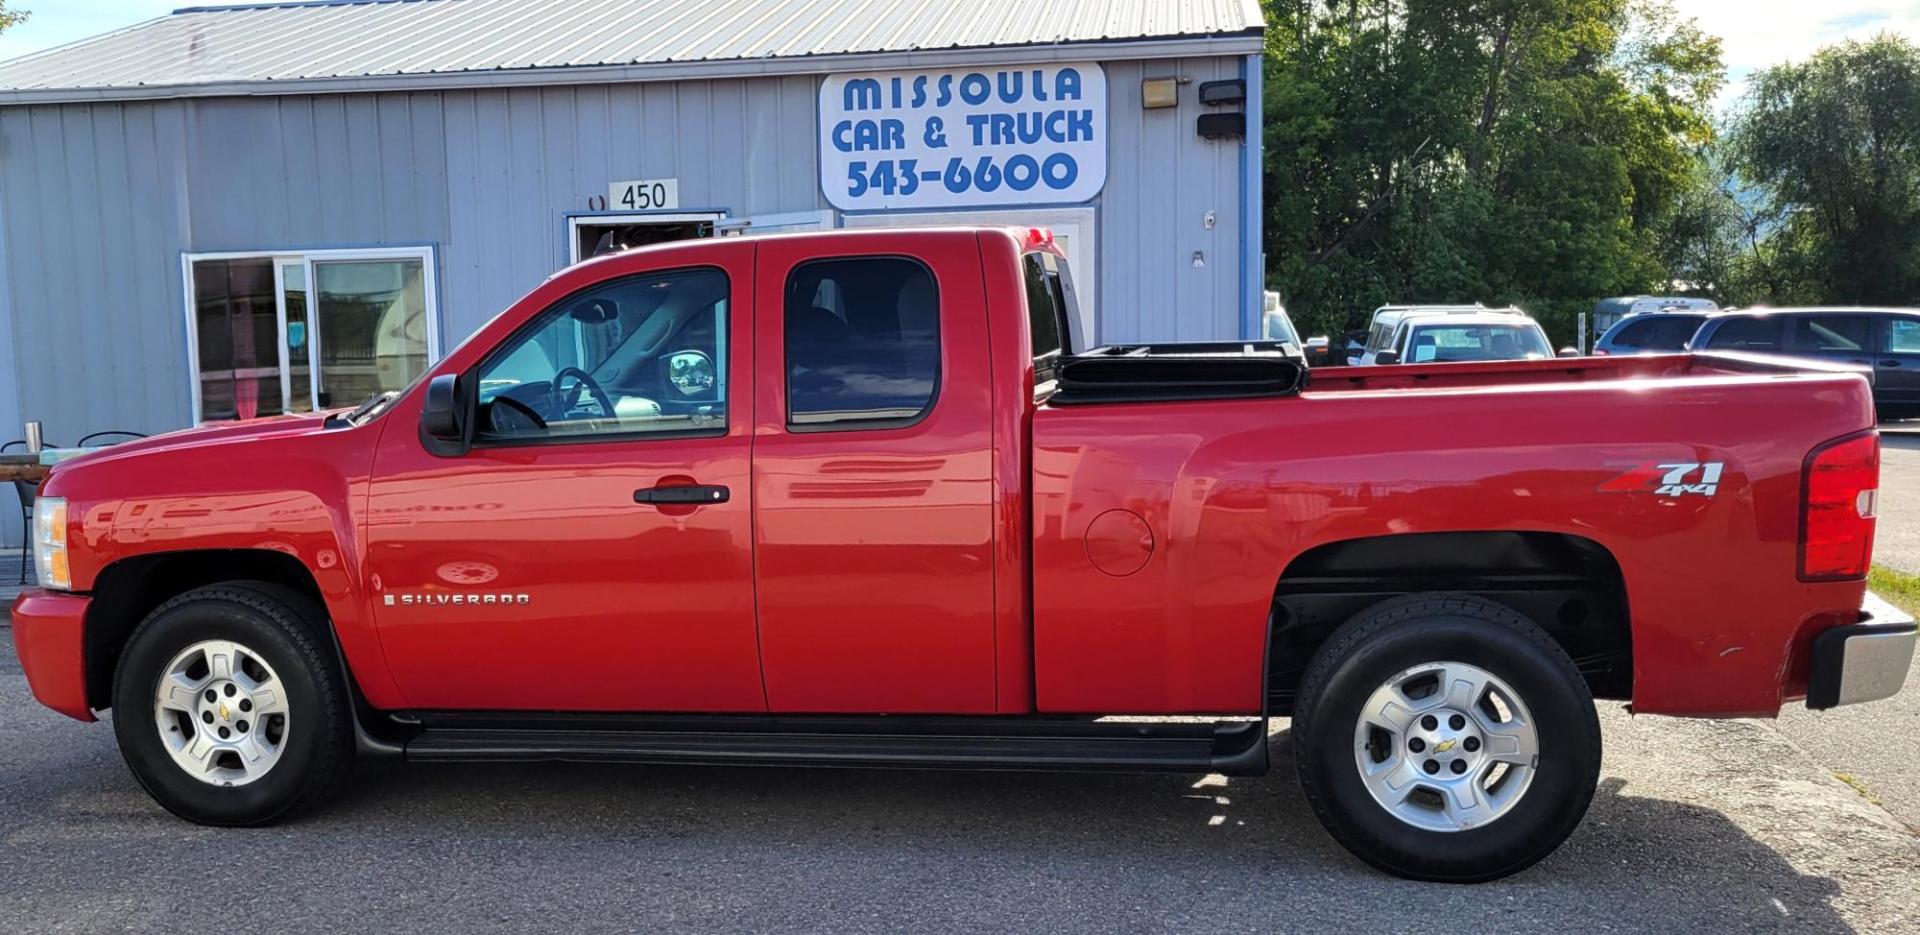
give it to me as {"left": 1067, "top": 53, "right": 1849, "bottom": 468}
{"left": 1599, "top": 461, "right": 1726, "bottom": 498}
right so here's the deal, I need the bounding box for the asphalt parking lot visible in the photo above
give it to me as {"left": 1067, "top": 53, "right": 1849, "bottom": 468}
{"left": 1874, "top": 424, "right": 1920, "bottom": 576}
{"left": 0, "top": 638, "right": 1916, "bottom": 933}
{"left": 3, "top": 430, "right": 1919, "bottom": 932}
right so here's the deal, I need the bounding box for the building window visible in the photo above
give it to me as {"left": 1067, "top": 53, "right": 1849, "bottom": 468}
{"left": 784, "top": 257, "right": 939, "bottom": 427}
{"left": 185, "top": 248, "right": 439, "bottom": 422}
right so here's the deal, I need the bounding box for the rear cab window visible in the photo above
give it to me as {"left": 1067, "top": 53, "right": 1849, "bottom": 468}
{"left": 784, "top": 257, "right": 939, "bottom": 429}
{"left": 1022, "top": 253, "right": 1068, "bottom": 385}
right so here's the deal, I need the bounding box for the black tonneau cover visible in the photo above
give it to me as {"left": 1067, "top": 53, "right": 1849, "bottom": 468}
{"left": 1050, "top": 341, "right": 1310, "bottom": 404}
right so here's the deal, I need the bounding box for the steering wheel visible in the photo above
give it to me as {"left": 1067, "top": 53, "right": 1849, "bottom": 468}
{"left": 488, "top": 395, "right": 547, "bottom": 434}
{"left": 549, "top": 366, "right": 616, "bottom": 420}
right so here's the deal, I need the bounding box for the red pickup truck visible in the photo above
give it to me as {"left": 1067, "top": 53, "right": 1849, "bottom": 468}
{"left": 11, "top": 228, "right": 1912, "bottom": 882}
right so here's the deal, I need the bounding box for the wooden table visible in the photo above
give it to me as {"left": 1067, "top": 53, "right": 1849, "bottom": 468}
{"left": 0, "top": 454, "right": 49, "bottom": 484}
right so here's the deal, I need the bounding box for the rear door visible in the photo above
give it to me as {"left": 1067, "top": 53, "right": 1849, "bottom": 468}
{"left": 1875, "top": 314, "right": 1920, "bottom": 411}
{"left": 749, "top": 231, "right": 999, "bottom": 713}
{"left": 1786, "top": 313, "right": 1875, "bottom": 367}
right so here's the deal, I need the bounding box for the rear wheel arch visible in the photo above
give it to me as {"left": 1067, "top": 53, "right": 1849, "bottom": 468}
{"left": 1265, "top": 531, "right": 1632, "bottom": 715}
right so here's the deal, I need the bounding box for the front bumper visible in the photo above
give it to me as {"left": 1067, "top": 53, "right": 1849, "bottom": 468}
{"left": 1807, "top": 592, "right": 1917, "bottom": 710}
{"left": 9, "top": 589, "right": 94, "bottom": 721}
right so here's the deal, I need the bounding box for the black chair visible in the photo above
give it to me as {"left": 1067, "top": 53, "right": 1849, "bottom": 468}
{"left": 4, "top": 432, "right": 145, "bottom": 584}
{"left": 3, "top": 438, "right": 55, "bottom": 586}
{"left": 78, "top": 431, "right": 148, "bottom": 447}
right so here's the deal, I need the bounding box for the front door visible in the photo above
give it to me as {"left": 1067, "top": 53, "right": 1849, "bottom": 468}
{"left": 750, "top": 232, "right": 999, "bottom": 713}
{"left": 365, "top": 247, "right": 763, "bottom": 712}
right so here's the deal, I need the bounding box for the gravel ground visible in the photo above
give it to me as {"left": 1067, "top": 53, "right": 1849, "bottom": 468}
{"left": 0, "top": 640, "right": 1915, "bottom": 934}
{"left": 1876, "top": 425, "right": 1920, "bottom": 576}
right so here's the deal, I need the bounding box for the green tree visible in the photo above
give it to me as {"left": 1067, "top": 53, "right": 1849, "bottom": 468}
{"left": 1261, "top": 0, "right": 1723, "bottom": 344}
{"left": 1729, "top": 35, "right": 1920, "bottom": 305}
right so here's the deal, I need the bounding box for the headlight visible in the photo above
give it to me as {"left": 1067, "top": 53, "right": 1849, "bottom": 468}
{"left": 32, "top": 497, "right": 69, "bottom": 590}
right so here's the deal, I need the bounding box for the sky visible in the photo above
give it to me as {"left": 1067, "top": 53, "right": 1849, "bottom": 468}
{"left": 0, "top": 0, "right": 1912, "bottom": 111}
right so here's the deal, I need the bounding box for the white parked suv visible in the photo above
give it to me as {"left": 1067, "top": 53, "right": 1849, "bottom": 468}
{"left": 1359, "top": 307, "right": 1555, "bottom": 365}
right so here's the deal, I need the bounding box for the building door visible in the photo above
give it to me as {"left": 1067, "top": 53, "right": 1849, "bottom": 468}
{"left": 185, "top": 248, "right": 440, "bottom": 422}
{"left": 567, "top": 213, "right": 724, "bottom": 264}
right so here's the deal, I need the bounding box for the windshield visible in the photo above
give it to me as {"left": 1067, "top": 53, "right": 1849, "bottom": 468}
{"left": 1263, "top": 310, "right": 1301, "bottom": 345}
{"left": 1405, "top": 323, "right": 1552, "bottom": 363}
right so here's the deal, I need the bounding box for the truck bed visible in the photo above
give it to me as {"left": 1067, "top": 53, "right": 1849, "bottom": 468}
{"left": 1304, "top": 351, "right": 1868, "bottom": 394}
{"left": 1028, "top": 348, "right": 1878, "bottom": 718}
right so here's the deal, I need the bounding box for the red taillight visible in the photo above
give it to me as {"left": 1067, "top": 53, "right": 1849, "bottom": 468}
{"left": 1800, "top": 431, "right": 1879, "bottom": 581}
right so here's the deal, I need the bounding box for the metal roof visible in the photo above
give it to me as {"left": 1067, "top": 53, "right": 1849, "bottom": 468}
{"left": 0, "top": 0, "right": 1265, "bottom": 104}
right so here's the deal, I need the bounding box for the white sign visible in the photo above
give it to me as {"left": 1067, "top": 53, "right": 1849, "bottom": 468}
{"left": 819, "top": 63, "right": 1107, "bottom": 211}
{"left": 608, "top": 177, "right": 679, "bottom": 212}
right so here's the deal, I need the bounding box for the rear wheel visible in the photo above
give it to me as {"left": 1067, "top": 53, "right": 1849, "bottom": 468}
{"left": 111, "top": 583, "right": 354, "bottom": 825}
{"left": 1292, "top": 594, "right": 1601, "bottom": 882}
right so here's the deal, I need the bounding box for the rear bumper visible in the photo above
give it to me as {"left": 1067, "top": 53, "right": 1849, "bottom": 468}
{"left": 8, "top": 589, "right": 95, "bottom": 721}
{"left": 1806, "top": 592, "right": 1916, "bottom": 710}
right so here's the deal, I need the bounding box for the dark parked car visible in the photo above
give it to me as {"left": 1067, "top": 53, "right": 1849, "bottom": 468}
{"left": 1593, "top": 310, "right": 1713, "bottom": 355}
{"left": 1689, "top": 307, "right": 1920, "bottom": 418}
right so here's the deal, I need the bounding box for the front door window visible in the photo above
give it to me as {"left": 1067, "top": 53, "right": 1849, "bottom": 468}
{"left": 186, "top": 249, "right": 439, "bottom": 422}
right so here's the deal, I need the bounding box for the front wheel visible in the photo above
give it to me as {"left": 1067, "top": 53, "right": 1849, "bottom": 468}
{"left": 111, "top": 582, "right": 355, "bottom": 825}
{"left": 1292, "top": 594, "right": 1601, "bottom": 882}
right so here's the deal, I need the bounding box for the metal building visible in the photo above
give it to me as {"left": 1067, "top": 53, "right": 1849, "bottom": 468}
{"left": 0, "top": 0, "right": 1266, "bottom": 542}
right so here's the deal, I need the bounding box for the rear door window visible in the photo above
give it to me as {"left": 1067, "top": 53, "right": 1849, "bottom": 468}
{"left": 1703, "top": 317, "right": 1783, "bottom": 351}
{"left": 1788, "top": 315, "right": 1872, "bottom": 353}
{"left": 1612, "top": 316, "right": 1701, "bottom": 350}
{"left": 784, "top": 257, "right": 940, "bottom": 428}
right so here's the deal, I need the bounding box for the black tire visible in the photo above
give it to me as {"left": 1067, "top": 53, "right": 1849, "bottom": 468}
{"left": 1292, "top": 593, "right": 1601, "bottom": 882}
{"left": 111, "top": 582, "right": 355, "bottom": 825}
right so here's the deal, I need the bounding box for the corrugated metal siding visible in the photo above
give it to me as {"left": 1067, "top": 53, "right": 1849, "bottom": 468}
{"left": 0, "top": 0, "right": 1261, "bottom": 96}
{"left": 0, "top": 102, "right": 191, "bottom": 440}
{"left": 1099, "top": 57, "right": 1243, "bottom": 344}
{"left": 0, "top": 55, "right": 1246, "bottom": 547}
{"left": 438, "top": 75, "right": 821, "bottom": 336}
{"left": 0, "top": 92, "right": 455, "bottom": 447}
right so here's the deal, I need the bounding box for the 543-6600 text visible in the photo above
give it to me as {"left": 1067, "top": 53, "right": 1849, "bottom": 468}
{"left": 846, "top": 155, "right": 1081, "bottom": 198}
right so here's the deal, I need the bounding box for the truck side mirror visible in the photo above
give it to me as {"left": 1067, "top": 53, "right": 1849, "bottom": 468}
{"left": 420, "top": 374, "right": 467, "bottom": 454}
{"left": 1558, "top": 347, "right": 1582, "bottom": 358}
{"left": 1373, "top": 350, "right": 1400, "bottom": 365}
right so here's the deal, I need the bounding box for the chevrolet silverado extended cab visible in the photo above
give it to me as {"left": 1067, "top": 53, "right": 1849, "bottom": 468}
{"left": 11, "top": 228, "right": 1914, "bottom": 882}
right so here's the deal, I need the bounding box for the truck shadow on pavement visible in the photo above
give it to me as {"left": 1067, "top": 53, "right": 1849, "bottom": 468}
{"left": 294, "top": 728, "right": 1857, "bottom": 932}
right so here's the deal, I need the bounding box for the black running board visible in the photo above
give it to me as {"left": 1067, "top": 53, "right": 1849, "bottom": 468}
{"left": 398, "top": 713, "right": 1269, "bottom": 776}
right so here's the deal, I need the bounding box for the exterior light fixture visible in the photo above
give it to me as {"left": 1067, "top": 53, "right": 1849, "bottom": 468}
{"left": 1141, "top": 77, "right": 1179, "bottom": 109}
